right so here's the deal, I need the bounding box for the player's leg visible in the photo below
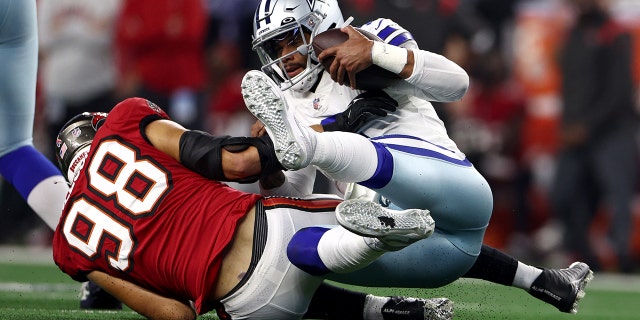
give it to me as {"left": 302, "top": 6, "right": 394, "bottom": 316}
{"left": 305, "top": 282, "right": 454, "bottom": 320}
{"left": 242, "top": 69, "right": 490, "bottom": 285}
{"left": 464, "top": 245, "right": 593, "bottom": 314}
{"left": 0, "top": 0, "right": 68, "bottom": 229}
{"left": 287, "top": 199, "right": 434, "bottom": 275}
{"left": 243, "top": 63, "right": 594, "bottom": 314}
{"left": 0, "top": 0, "right": 118, "bottom": 311}
{"left": 240, "top": 196, "right": 444, "bottom": 319}
{"left": 350, "top": 183, "right": 594, "bottom": 314}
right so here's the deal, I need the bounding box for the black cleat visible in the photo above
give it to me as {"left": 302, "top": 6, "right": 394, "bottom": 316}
{"left": 528, "top": 262, "right": 594, "bottom": 313}
{"left": 381, "top": 296, "right": 454, "bottom": 320}
{"left": 79, "top": 281, "right": 122, "bottom": 310}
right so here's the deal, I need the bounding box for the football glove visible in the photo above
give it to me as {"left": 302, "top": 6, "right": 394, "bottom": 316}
{"left": 322, "top": 90, "right": 398, "bottom": 132}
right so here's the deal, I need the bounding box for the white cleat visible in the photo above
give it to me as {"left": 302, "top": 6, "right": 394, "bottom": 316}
{"left": 380, "top": 296, "right": 454, "bottom": 320}
{"left": 336, "top": 199, "right": 435, "bottom": 250}
{"left": 241, "top": 70, "right": 316, "bottom": 170}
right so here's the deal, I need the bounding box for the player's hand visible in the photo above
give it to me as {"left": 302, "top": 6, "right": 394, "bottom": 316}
{"left": 322, "top": 90, "right": 397, "bottom": 132}
{"left": 318, "top": 26, "right": 374, "bottom": 89}
{"left": 259, "top": 170, "right": 285, "bottom": 190}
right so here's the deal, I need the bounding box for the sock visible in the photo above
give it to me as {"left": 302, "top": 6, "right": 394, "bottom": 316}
{"left": 0, "top": 145, "right": 69, "bottom": 229}
{"left": 312, "top": 131, "right": 378, "bottom": 182}
{"left": 27, "top": 176, "right": 69, "bottom": 229}
{"left": 287, "top": 226, "right": 332, "bottom": 275}
{"left": 287, "top": 226, "right": 385, "bottom": 275}
{"left": 463, "top": 244, "right": 518, "bottom": 286}
{"left": 513, "top": 261, "right": 543, "bottom": 290}
{"left": 304, "top": 282, "right": 366, "bottom": 320}
{"left": 317, "top": 227, "right": 385, "bottom": 273}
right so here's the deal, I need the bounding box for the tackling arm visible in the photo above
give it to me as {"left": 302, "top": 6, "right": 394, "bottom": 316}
{"left": 144, "top": 119, "right": 283, "bottom": 182}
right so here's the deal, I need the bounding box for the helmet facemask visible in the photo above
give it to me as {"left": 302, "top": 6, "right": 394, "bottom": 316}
{"left": 253, "top": 13, "right": 324, "bottom": 92}
{"left": 252, "top": 0, "right": 344, "bottom": 92}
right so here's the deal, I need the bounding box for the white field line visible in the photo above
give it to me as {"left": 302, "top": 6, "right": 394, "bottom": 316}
{"left": 0, "top": 246, "right": 54, "bottom": 265}
{"left": 0, "top": 282, "right": 78, "bottom": 293}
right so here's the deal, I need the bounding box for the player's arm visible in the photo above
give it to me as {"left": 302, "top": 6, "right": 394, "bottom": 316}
{"left": 144, "top": 119, "right": 282, "bottom": 182}
{"left": 86, "top": 270, "right": 195, "bottom": 320}
{"left": 318, "top": 26, "right": 414, "bottom": 88}
{"left": 320, "top": 25, "right": 468, "bottom": 102}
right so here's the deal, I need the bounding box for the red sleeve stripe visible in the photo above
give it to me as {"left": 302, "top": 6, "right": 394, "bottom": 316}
{"left": 261, "top": 196, "right": 341, "bottom": 212}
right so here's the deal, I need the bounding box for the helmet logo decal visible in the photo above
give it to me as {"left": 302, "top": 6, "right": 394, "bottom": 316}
{"left": 281, "top": 17, "right": 295, "bottom": 25}
{"left": 90, "top": 112, "right": 108, "bottom": 130}
{"left": 145, "top": 100, "right": 162, "bottom": 113}
{"left": 59, "top": 143, "right": 68, "bottom": 158}
{"left": 68, "top": 151, "right": 88, "bottom": 177}
{"left": 71, "top": 127, "right": 82, "bottom": 138}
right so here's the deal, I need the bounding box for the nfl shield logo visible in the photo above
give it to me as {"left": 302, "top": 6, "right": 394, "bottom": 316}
{"left": 312, "top": 98, "right": 321, "bottom": 110}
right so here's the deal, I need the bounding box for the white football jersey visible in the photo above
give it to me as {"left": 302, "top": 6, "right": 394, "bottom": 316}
{"left": 264, "top": 25, "right": 469, "bottom": 197}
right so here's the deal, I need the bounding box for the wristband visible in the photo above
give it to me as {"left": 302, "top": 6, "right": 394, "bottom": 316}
{"left": 371, "top": 41, "right": 407, "bottom": 74}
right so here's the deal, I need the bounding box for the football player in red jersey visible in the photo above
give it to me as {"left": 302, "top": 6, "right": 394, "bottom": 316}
{"left": 52, "top": 97, "right": 447, "bottom": 320}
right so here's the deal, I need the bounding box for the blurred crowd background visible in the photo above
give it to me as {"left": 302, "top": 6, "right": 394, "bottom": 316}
{"left": 2, "top": 0, "right": 640, "bottom": 274}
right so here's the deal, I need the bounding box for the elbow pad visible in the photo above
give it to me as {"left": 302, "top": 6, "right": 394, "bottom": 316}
{"left": 179, "top": 130, "right": 284, "bottom": 183}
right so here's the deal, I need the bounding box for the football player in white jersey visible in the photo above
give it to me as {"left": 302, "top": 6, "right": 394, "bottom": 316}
{"left": 0, "top": 0, "right": 68, "bottom": 230}
{"left": 245, "top": 0, "right": 593, "bottom": 314}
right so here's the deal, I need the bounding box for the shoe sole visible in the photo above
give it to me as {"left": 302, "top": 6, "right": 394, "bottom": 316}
{"left": 424, "top": 297, "right": 454, "bottom": 320}
{"left": 241, "top": 70, "right": 307, "bottom": 169}
{"left": 336, "top": 199, "right": 435, "bottom": 241}
{"left": 568, "top": 261, "right": 594, "bottom": 314}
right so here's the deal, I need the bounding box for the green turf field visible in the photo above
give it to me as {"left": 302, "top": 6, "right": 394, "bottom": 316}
{"left": 1, "top": 246, "right": 639, "bottom": 319}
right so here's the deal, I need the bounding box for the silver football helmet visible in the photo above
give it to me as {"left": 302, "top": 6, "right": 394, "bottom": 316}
{"left": 55, "top": 112, "right": 107, "bottom": 181}
{"left": 252, "top": 0, "right": 344, "bottom": 92}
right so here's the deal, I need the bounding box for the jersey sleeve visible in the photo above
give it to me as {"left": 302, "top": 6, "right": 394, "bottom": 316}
{"left": 359, "top": 19, "right": 469, "bottom": 103}
{"left": 393, "top": 50, "right": 469, "bottom": 102}
{"left": 105, "top": 97, "right": 170, "bottom": 135}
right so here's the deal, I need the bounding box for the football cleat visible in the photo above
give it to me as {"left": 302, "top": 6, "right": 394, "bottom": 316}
{"left": 381, "top": 296, "right": 454, "bottom": 320}
{"left": 241, "top": 70, "right": 316, "bottom": 170}
{"left": 336, "top": 199, "right": 435, "bottom": 251}
{"left": 79, "top": 281, "right": 122, "bottom": 310}
{"left": 528, "top": 261, "right": 594, "bottom": 313}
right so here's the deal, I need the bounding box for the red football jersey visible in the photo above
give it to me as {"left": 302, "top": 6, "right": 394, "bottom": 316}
{"left": 53, "top": 97, "right": 262, "bottom": 314}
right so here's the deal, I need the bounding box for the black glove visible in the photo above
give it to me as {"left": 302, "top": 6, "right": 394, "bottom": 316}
{"left": 322, "top": 90, "right": 398, "bottom": 132}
